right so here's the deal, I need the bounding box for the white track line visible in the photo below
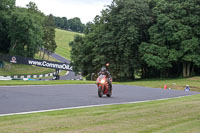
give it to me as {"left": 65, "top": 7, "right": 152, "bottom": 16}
{"left": 0, "top": 95, "right": 194, "bottom": 117}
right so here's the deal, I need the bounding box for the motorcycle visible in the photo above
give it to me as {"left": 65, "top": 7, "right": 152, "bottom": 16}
{"left": 96, "top": 74, "right": 112, "bottom": 97}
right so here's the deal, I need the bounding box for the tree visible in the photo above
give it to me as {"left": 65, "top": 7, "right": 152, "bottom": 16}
{"left": 8, "top": 7, "right": 44, "bottom": 58}
{"left": 26, "top": 1, "right": 40, "bottom": 13}
{"left": 53, "top": 16, "right": 85, "bottom": 33}
{"left": 0, "top": 1, "right": 45, "bottom": 58}
{"left": 54, "top": 17, "right": 65, "bottom": 29}
{"left": 43, "top": 14, "right": 57, "bottom": 59}
{"left": 70, "top": 35, "right": 94, "bottom": 77}
{"left": 0, "top": 0, "right": 15, "bottom": 10}
{"left": 84, "top": 22, "right": 94, "bottom": 34}
{"left": 68, "top": 17, "right": 85, "bottom": 32}
{"left": 139, "top": 0, "right": 200, "bottom": 78}
{"left": 61, "top": 17, "right": 68, "bottom": 30}
{"left": 0, "top": 11, "right": 10, "bottom": 53}
{"left": 102, "top": 0, "right": 152, "bottom": 80}
{"left": 0, "top": 1, "right": 57, "bottom": 59}
{"left": 70, "top": 0, "right": 152, "bottom": 80}
{"left": 0, "top": 0, "right": 15, "bottom": 53}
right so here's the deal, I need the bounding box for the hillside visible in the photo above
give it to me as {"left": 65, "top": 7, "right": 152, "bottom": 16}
{"left": 0, "top": 29, "right": 83, "bottom": 76}
{"left": 55, "top": 29, "right": 84, "bottom": 60}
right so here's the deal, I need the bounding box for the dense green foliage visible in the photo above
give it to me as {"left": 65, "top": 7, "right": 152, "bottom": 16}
{"left": 70, "top": 0, "right": 200, "bottom": 80}
{"left": 42, "top": 14, "right": 57, "bottom": 59}
{"left": 70, "top": 0, "right": 152, "bottom": 80}
{"left": 140, "top": 0, "right": 200, "bottom": 78}
{"left": 0, "top": 0, "right": 15, "bottom": 53}
{"left": 54, "top": 16, "right": 85, "bottom": 33}
{"left": 0, "top": 1, "right": 56, "bottom": 58}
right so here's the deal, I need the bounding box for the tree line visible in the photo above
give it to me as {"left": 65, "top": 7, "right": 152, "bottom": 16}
{"left": 70, "top": 0, "right": 200, "bottom": 80}
{"left": 0, "top": 0, "right": 56, "bottom": 59}
{"left": 54, "top": 16, "right": 85, "bottom": 33}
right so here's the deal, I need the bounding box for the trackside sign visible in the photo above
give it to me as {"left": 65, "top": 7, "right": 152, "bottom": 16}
{"left": 28, "top": 60, "right": 71, "bottom": 70}
{"left": 0, "top": 54, "right": 72, "bottom": 71}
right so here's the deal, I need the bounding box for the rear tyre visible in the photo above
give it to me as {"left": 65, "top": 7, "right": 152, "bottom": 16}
{"left": 98, "top": 86, "right": 103, "bottom": 97}
{"left": 106, "top": 94, "right": 111, "bottom": 97}
{"left": 106, "top": 91, "right": 112, "bottom": 97}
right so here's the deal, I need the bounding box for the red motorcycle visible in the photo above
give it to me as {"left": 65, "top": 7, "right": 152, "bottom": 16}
{"left": 96, "top": 74, "right": 112, "bottom": 97}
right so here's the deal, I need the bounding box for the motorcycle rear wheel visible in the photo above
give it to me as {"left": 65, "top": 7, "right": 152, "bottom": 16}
{"left": 106, "top": 92, "right": 112, "bottom": 97}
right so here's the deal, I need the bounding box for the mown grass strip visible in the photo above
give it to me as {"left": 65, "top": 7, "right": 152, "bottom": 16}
{"left": 0, "top": 95, "right": 199, "bottom": 133}
{"left": 115, "top": 77, "right": 200, "bottom": 92}
{"left": 0, "top": 80, "right": 95, "bottom": 86}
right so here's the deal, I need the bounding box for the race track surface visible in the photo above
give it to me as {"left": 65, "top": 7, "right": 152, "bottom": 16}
{"left": 51, "top": 53, "right": 81, "bottom": 80}
{"left": 0, "top": 84, "right": 199, "bottom": 115}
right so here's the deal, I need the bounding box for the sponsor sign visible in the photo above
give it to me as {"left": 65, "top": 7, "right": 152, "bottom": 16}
{"left": 10, "top": 56, "right": 17, "bottom": 63}
{"left": 0, "top": 54, "right": 72, "bottom": 71}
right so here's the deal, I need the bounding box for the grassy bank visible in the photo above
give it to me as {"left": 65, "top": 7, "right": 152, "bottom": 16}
{"left": 0, "top": 63, "right": 54, "bottom": 76}
{"left": 55, "top": 29, "right": 83, "bottom": 60}
{"left": 116, "top": 76, "right": 200, "bottom": 92}
{"left": 0, "top": 80, "right": 95, "bottom": 86}
{"left": 0, "top": 94, "right": 199, "bottom": 133}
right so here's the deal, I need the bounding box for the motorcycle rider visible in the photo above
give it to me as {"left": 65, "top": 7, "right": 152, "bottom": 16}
{"left": 98, "top": 67, "right": 112, "bottom": 92}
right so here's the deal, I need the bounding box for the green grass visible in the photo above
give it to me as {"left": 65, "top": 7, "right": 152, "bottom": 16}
{"left": 0, "top": 63, "right": 54, "bottom": 76}
{"left": 0, "top": 94, "right": 199, "bottom": 133}
{"left": 0, "top": 80, "right": 95, "bottom": 86}
{"left": 55, "top": 29, "right": 84, "bottom": 60}
{"left": 34, "top": 52, "right": 58, "bottom": 62}
{"left": 115, "top": 76, "right": 200, "bottom": 92}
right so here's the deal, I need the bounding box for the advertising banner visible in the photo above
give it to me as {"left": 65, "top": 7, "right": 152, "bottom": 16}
{"left": 0, "top": 54, "right": 72, "bottom": 71}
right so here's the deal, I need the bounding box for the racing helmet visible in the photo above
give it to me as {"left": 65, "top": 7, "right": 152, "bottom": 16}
{"left": 101, "top": 67, "right": 106, "bottom": 72}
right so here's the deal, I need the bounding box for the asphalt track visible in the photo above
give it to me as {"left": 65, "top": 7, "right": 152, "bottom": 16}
{"left": 51, "top": 53, "right": 82, "bottom": 80}
{"left": 0, "top": 84, "right": 199, "bottom": 116}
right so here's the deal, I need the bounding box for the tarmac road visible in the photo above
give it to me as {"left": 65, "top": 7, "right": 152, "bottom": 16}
{"left": 51, "top": 53, "right": 82, "bottom": 80}
{"left": 0, "top": 84, "right": 199, "bottom": 115}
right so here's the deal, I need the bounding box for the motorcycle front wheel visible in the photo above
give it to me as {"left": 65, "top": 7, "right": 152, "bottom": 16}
{"left": 98, "top": 86, "right": 103, "bottom": 97}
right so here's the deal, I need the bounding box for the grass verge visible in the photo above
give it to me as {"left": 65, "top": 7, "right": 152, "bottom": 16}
{"left": 0, "top": 63, "right": 54, "bottom": 76}
{"left": 0, "top": 80, "right": 95, "bottom": 86}
{"left": 0, "top": 94, "right": 199, "bottom": 133}
{"left": 115, "top": 77, "right": 200, "bottom": 92}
